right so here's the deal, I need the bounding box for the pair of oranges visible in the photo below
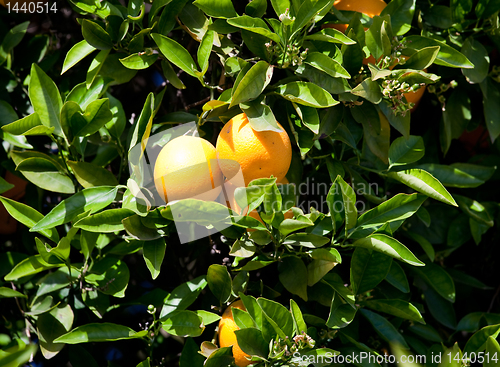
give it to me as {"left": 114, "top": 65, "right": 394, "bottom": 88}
{"left": 153, "top": 113, "right": 292, "bottom": 214}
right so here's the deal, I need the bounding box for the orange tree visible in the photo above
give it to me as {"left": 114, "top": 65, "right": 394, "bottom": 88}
{"left": 1, "top": 0, "right": 500, "bottom": 366}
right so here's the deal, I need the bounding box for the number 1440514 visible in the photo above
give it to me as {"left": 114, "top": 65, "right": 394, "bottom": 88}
{"left": 6, "top": 2, "right": 57, "bottom": 13}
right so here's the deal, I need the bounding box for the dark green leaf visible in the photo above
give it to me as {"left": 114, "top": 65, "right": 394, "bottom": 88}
{"left": 364, "top": 299, "right": 424, "bottom": 323}
{"left": 351, "top": 248, "right": 392, "bottom": 294}
{"left": 152, "top": 33, "right": 200, "bottom": 78}
{"left": 278, "top": 256, "right": 308, "bottom": 301}
{"left": 143, "top": 238, "right": 166, "bottom": 280}
{"left": 360, "top": 309, "right": 409, "bottom": 348}
{"left": 81, "top": 19, "right": 113, "bottom": 50}
{"left": 207, "top": 264, "right": 232, "bottom": 304}
{"left": 480, "top": 77, "right": 500, "bottom": 142}
{"left": 231, "top": 61, "right": 273, "bottom": 108}
{"left": 193, "top": 0, "right": 238, "bottom": 18}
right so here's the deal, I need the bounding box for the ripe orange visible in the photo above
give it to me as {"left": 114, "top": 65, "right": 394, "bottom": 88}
{"left": 218, "top": 300, "right": 252, "bottom": 367}
{"left": 216, "top": 113, "right": 292, "bottom": 186}
{"left": 153, "top": 135, "right": 223, "bottom": 203}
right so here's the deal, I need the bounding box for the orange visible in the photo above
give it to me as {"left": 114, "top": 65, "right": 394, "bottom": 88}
{"left": 153, "top": 135, "right": 223, "bottom": 203}
{"left": 216, "top": 113, "right": 292, "bottom": 186}
{"left": 218, "top": 300, "right": 252, "bottom": 367}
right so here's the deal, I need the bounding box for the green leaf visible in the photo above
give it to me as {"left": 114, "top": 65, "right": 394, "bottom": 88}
{"left": 333, "top": 175, "right": 357, "bottom": 234}
{"left": 0, "top": 196, "right": 59, "bottom": 242}
{"left": 326, "top": 294, "right": 357, "bottom": 329}
{"left": 360, "top": 309, "right": 409, "bottom": 348}
{"left": 292, "top": 0, "right": 334, "bottom": 36}
{"left": 207, "top": 264, "right": 232, "bottom": 304}
{"left": 143, "top": 238, "right": 166, "bottom": 280}
{"left": 379, "top": 100, "right": 410, "bottom": 139}
{"left": 38, "top": 304, "right": 74, "bottom": 359}
{"left": 350, "top": 248, "right": 392, "bottom": 294}
{"left": 152, "top": 33, "right": 200, "bottom": 78}
{"left": 235, "top": 328, "right": 269, "bottom": 358}
{"left": 304, "top": 52, "right": 350, "bottom": 79}
{"left": 455, "top": 194, "right": 493, "bottom": 227}
{"left": 162, "top": 310, "right": 205, "bottom": 337}
{"left": 293, "top": 104, "right": 320, "bottom": 134}
{"left": 85, "top": 256, "right": 130, "bottom": 298}
{"left": 385, "top": 261, "right": 410, "bottom": 293}
{"left": 402, "top": 46, "right": 440, "bottom": 70}
{"left": 81, "top": 19, "right": 113, "bottom": 50}
{"left": 258, "top": 297, "right": 294, "bottom": 340}
{"left": 179, "top": 338, "right": 205, "bottom": 367}
{"left": 31, "top": 186, "right": 118, "bottom": 231}
{"left": 404, "top": 35, "right": 474, "bottom": 68}
{"left": 29, "top": 64, "right": 63, "bottom": 136}
{"left": 290, "top": 299, "right": 307, "bottom": 334}
{"left": 283, "top": 233, "right": 330, "bottom": 248}
{"left": 36, "top": 267, "right": 78, "bottom": 297}
{"left": 227, "top": 15, "right": 281, "bottom": 43}
{"left": 0, "top": 343, "right": 37, "bottom": 367}
{"left": 389, "top": 136, "right": 425, "bottom": 168}
{"left": 278, "top": 217, "right": 314, "bottom": 236}
{"left": 464, "top": 324, "right": 500, "bottom": 354}
{"left": 351, "top": 78, "right": 383, "bottom": 103}
{"left": 416, "top": 163, "right": 495, "bottom": 189}
{"left": 160, "top": 275, "right": 208, "bottom": 319}
{"left": 276, "top": 82, "right": 338, "bottom": 108}
{"left": 67, "top": 160, "right": 118, "bottom": 188}
{"left": 74, "top": 209, "right": 134, "bottom": 233}
{"left": 0, "top": 287, "right": 27, "bottom": 298}
{"left": 485, "top": 336, "right": 500, "bottom": 367}
{"left": 4, "top": 255, "right": 60, "bottom": 281}
{"left": 387, "top": 169, "right": 457, "bottom": 206}
{"left": 62, "top": 40, "right": 97, "bottom": 74}
{"left": 381, "top": 0, "right": 415, "bottom": 35}
{"left": 305, "top": 28, "right": 356, "bottom": 45}
{"left": 0, "top": 21, "right": 29, "bottom": 54}
{"left": 54, "top": 323, "right": 143, "bottom": 344}
{"left": 278, "top": 256, "right": 308, "bottom": 301}
{"left": 197, "top": 30, "right": 215, "bottom": 75}
{"left": 350, "top": 234, "right": 424, "bottom": 266}
{"left": 161, "top": 60, "right": 186, "bottom": 89}
{"left": 193, "top": 0, "right": 238, "bottom": 18}
{"left": 246, "top": 0, "right": 267, "bottom": 17}
{"left": 413, "top": 262, "right": 455, "bottom": 303}
{"left": 307, "top": 248, "right": 341, "bottom": 286}
{"left": 230, "top": 61, "right": 273, "bottom": 108}
{"left": 364, "top": 299, "right": 424, "bottom": 324}
{"left": 480, "top": 77, "right": 500, "bottom": 142}
{"left": 461, "top": 37, "right": 489, "bottom": 84}
{"left": 240, "top": 100, "right": 282, "bottom": 132}
{"left": 351, "top": 193, "right": 426, "bottom": 239}
{"left": 161, "top": 199, "right": 231, "bottom": 225}
{"left": 86, "top": 49, "right": 109, "bottom": 88}
{"left": 2, "top": 112, "right": 54, "bottom": 136}
{"left": 119, "top": 53, "right": 159, "bottom": 70}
